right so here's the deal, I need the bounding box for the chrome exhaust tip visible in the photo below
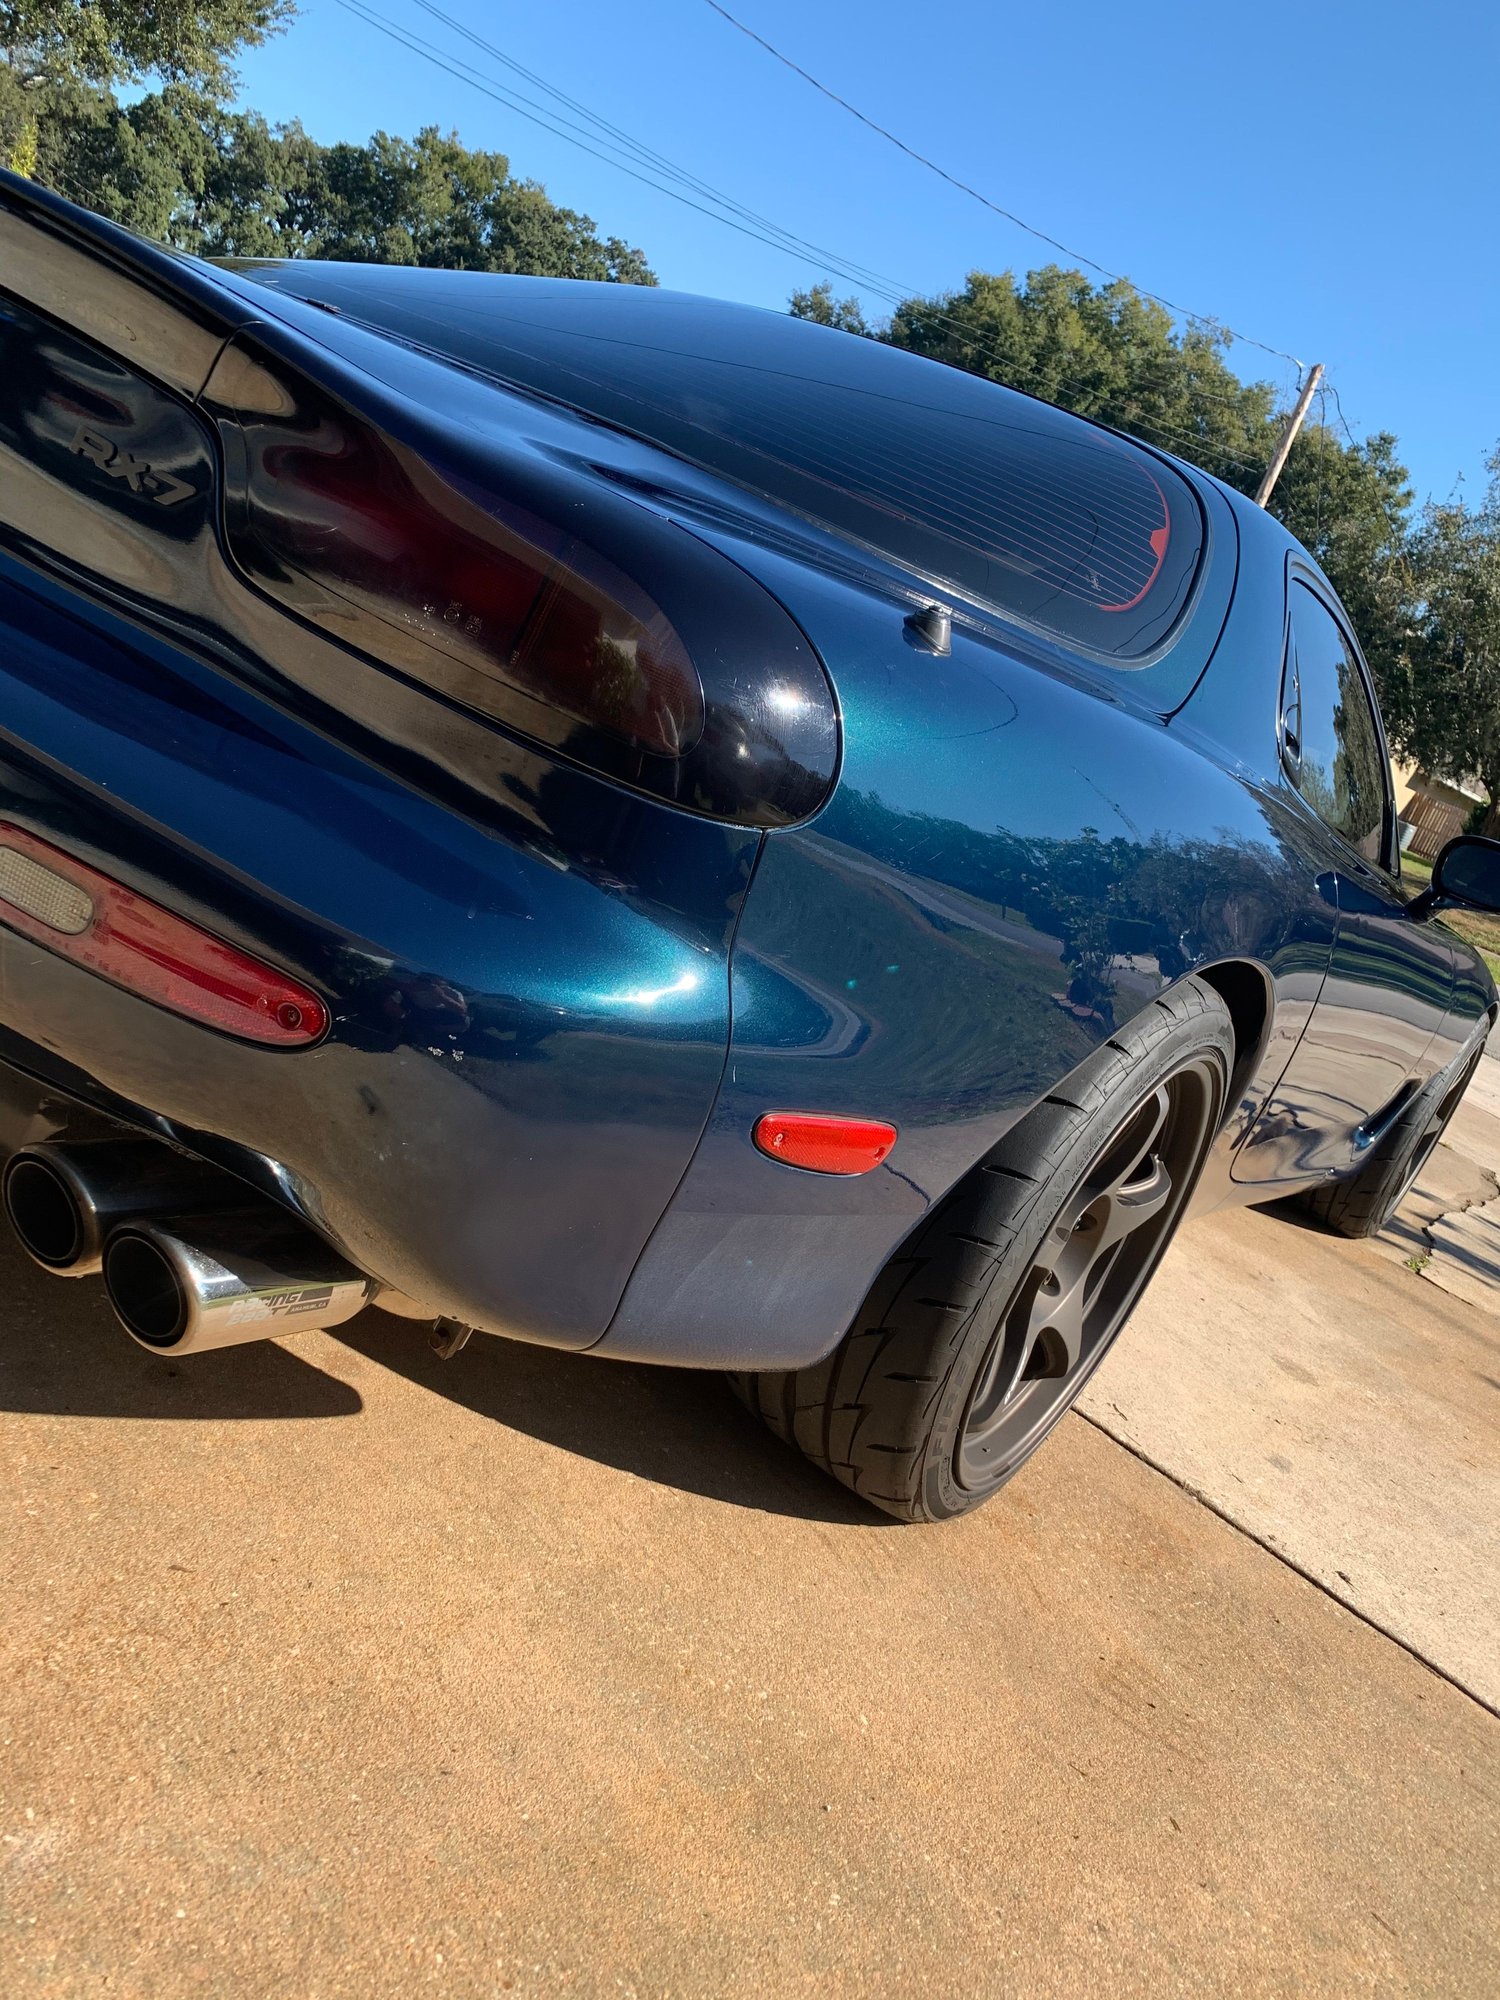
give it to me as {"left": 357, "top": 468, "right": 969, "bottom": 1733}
{"left": 2, "top": 1140, "right": 233, "bottom": 1276}
{"left": 104, "top": 1213, "right": 372, "bottom": 1355}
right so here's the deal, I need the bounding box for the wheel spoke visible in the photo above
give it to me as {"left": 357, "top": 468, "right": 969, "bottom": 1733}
{"left": 1084, "top": 1154, "right": 1174, "bottom": 1256}
{"left": 958, "top": 1052, "right": 1224, "bottom": 1492}
{"left": 1021, "top": 1258, "right": 1089, "bottom": 1376}
{"left": 1096, "top": 1086, "right": 1172, "bottom": 1198}
{"left": 1070, "top": 1085, "right": 1175, "bottom": 1256}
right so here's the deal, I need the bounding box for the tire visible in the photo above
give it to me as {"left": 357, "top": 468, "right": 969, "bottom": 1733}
{"left": 730, "top": 977, "right": 1234, "bottom": 1523}
{"left": 1298, "top": 1035, "right": 1488, "bottom": 1239}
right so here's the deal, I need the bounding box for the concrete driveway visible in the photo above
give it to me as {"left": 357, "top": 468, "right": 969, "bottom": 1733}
{"left": 1081, "top": 1053, "right": 1500, "bottom": 1713}
{"left": 2, "top": 1084, "right": 1498, "bottom": 1996}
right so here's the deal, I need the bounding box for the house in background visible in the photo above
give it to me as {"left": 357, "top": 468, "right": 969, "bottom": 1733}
{"left": 1391, "top": 760, "right": 1486, "bottom": 858}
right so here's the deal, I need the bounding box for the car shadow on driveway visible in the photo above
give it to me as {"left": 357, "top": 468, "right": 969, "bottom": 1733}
{"left": 331, "top": 1308, "right": 886, "bottom": 1527}
{"left": 0, "top": 1233, "right": 879, "bottom": 1523}
{"left": 0, "top": 1234, "right": 363, "bottom": 1422}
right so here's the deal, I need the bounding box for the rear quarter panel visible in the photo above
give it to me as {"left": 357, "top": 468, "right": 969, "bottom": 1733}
{"left": 601, "top": 500, "right": 1347, "bottom": 1365}
{"left": 0, "top": 272, "right": 767, "bottom": 1345}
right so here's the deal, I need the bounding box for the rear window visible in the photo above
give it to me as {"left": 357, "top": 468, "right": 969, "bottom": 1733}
{"left": 235, "top": 269, "right": 1206, "bottom": 661}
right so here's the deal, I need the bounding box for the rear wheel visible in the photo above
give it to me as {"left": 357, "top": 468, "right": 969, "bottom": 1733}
{"left": 1298, "top": 1036, "right": 1488, "bottom": 1239}
{"left": 731, "top": 978, "right": 1233, "bottom": 1523}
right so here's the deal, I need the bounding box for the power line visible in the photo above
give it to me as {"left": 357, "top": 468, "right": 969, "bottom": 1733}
{"left": 29, "top": 1, "right": 1298, "bottom": 475}
{"left": 325, "top": 0, "right": 1272, "bottom": 478}
{"left": 1327, "top": 380, "right": 1362, "bottom": 451}
{"left": 14, "top": 0, "right": 1269, "bottom": 482}
{"left": 700, "top": 0, "right": 1306, "bottom": 370}
{"left": 336, "top": 0, "right": 982, "bottom": 318}
{"left": 34, "top": 0, "right": 1279, "bottom": 478}
{"left": 407, "top": 0, "right": 854, "bottom": 257}
{"left": 399, "top": 0, "right": 935, "bottom": 305}
{"left": 410, "top": 0, "right": 1288, "bottom": 417}
{"left": 332, "top": 0, "right": 839, "bottom": 269}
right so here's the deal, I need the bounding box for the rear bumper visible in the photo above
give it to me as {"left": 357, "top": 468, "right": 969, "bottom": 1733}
{"left": 0, "top": 911, "right": 732, "bottom": 1348}
{"left": 0, "top": 938, "right": 716, "bottom": 1346}
{"left": 0, "top": 557, "right": 753, "bottom": 1346}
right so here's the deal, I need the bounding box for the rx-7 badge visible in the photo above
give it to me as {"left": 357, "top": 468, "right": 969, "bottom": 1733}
{"left": 69, "top": 426, "right": 197, "bottom": 507}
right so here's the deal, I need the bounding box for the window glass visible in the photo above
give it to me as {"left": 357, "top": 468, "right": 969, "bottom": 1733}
{"left": 236, "top": 269, "right": 1206, "bottom": 661}
{"left": 1285, "top": 581, "right": 1388, "bottom": 863}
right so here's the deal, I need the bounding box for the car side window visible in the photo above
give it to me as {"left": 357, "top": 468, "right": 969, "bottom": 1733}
{"left": 1282, "top": 580, "right": 1390, "bottom": 866}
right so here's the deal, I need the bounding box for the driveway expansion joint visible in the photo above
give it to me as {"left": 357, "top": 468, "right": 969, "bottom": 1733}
{"left": 1076, "top": 1409, "right": 1500, "bottom": 1723}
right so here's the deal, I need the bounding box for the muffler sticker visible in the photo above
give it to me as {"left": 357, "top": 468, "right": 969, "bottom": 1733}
{"left": 223, "top": 1287, "right": 338, "bottom": 1326}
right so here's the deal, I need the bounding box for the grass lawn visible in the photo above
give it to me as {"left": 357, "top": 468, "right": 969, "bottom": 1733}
{"left": 1403, "top": 850, "right": 1500, "bottom": 982}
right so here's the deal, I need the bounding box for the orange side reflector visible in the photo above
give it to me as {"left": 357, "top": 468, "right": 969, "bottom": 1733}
{"left": 753, "top": 1111, "right": 898, "bottom": 1176}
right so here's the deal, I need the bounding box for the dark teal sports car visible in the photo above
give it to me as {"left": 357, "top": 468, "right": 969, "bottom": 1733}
{"left": 0, "top": 170, "right": 1493, "bottom": 1520}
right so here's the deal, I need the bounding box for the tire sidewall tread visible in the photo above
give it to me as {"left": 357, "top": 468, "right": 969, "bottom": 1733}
{"left": 732, "top": 976, "right": 1235, "bottom": 1523}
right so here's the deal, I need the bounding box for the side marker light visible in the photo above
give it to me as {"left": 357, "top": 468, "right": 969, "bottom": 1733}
{"left": 753, "top": 1111, "right": 898, "bottom": 1176}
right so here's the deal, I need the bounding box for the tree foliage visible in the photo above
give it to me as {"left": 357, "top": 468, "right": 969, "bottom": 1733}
{"left": 1272, "top": 425, "right": 1413, "bottom": 700}
{"left": 3, "top": 78, "right": 656, "bottom": 282}
{"left": 0, "top": 0, "right": 290, "bottom": 93}
{"left": 3, "top": 9, "right": 1491, "bottom": 809}
{"left": 1381, "top": 452, "right": 1500, "bottom": 827}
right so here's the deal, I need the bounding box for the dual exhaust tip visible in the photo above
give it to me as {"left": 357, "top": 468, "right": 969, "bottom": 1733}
{"left": 3, "top": 1141, "right": 371, "bottom": 1354}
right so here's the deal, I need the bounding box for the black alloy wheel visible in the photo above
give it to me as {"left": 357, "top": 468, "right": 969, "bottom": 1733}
{"left": 1394, "top": 1047, "right": 1485, "bottom": 1210}
{"left": 957, "top": 1061, "right": 1220, "bottom": 1493}
{"left": 731, "top": 976, "right": 1234, "bottom": 1522}
{"left": 1300, "top": 1033, "right": 1489, "bottom": 1239}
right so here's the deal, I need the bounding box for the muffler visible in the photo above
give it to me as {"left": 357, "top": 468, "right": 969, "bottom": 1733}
{"left": 3, "top": 1140, "right": 239, "bottom": 1277}
{"left": 104, "top": 1213, "right": 373, "bottom": 1355}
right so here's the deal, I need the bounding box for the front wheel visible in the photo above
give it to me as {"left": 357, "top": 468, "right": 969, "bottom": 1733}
{"left": 1298, "top": 1035, "right": 1488, "bottom": 1239}
{"left": 731, "top": 978, "right": 1234, "bottom": 1523}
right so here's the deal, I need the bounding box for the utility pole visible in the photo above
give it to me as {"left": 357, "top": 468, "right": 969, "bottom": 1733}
{"left": 1254, "top": 362, "right": 1324, "bottom": 507}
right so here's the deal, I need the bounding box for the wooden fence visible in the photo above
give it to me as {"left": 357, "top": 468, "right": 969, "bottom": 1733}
{"left": 1401, "top": 790, "right": 1471, "bottom": 859}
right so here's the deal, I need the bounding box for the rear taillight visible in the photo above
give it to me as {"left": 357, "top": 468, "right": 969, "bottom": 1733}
{"left": 223, "top": 372, "right": 701, "bottom": 760}
{"left": 0, "top": 824, "right": 328, "bottom": 1047}
{"left": 201, "top": 330, "right": 838, "bottom": 827}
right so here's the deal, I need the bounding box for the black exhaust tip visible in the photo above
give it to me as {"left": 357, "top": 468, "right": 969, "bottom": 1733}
{"left": 103, "top": 1231, "right": 189, "bottom": 1348}
{"left": 3, "top": 1154, "right": 87, "bottom": 1270}
{"left": 2, "top": 1139, "right": 250, "bottom": 1278}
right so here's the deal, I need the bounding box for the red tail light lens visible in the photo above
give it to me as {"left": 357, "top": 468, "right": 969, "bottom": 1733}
{"left": 200, "top": 326, "right": 840, "bottom": 828}
{"left": 215, "top": 364, "right": 703, "bottom": 760}
{"left": 0, "top": 824, "right": 328, "bottom": 1047}
{"left": 753, "top": 1111, "right": 898, "bottom": 1175}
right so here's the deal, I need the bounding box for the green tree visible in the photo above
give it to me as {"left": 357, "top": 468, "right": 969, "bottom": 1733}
{"left": 789, "top": 281, "right": 873, "bottom": 336}
{"left": 1382, "top": 450, "right": 1500, "bottom": 832}
{"left": 867, "top": 267, "right": 1276, "bottom": 480}
{"left": 0, "top": 0, "right": 289, "bottom": 94}
{"left": 273, "top": 124, "right": 656, "bottom": 280}
{"left": 3, "top": 74, "right": 205, "bottom": 231}
{"left": 1271, "top": 425, "right": 1413, "bottom": 706}
{"left": 2, "top": 0, "right": 291, "bottom": 179}
{"left": 7, "top": 84, "right": 657, "bottom": 283}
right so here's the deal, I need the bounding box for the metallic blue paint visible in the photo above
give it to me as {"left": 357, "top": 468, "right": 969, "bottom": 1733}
{"left": 599, "top": 508, "right": 1360, "bottom": 1363}
{"left": 0, "top": 552, "right": 754, "bottom": 1344}
{"left": 0, "top": 170, "right": 1492, "bottom": 1375}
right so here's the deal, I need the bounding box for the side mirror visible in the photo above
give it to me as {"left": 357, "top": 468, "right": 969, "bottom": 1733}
{"left": 1410, "top": 833, "right": 1500, "bottom": 919}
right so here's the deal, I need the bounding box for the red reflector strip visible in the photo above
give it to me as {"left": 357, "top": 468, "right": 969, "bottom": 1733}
{"left": 753, "top": 1111, "right": 898, "bottom": 1176}
{"left": 0, "top": 824, "right": 329, "bottom": 1048}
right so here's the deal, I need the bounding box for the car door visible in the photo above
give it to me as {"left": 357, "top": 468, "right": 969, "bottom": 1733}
{"left": 1233, "top": 571, "right": 1458, "bottom": 1186}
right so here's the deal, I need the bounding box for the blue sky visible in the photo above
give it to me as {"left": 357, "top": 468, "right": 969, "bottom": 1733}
{"left": 232, "top": 0, "right": 1498, "bottom": 508}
